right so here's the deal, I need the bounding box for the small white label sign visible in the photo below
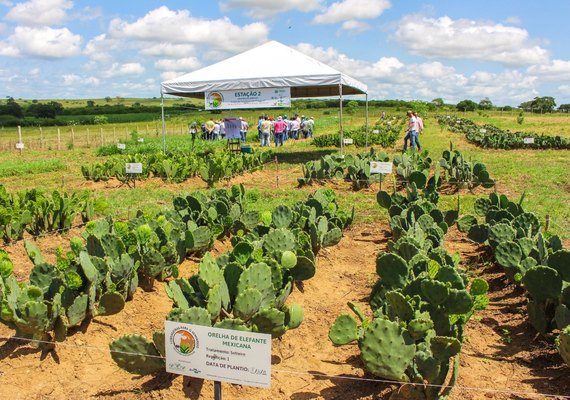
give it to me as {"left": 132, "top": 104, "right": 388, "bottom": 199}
{"left": 125, "top": 163, "right": 143, "bottom": 174}
{"left": 480, "top": 129, "right": 487, "bottom": 133}
{"left": 370, "top": 161, "right": 392, "bottom": 174}
{"left": 372, "top": 129, "right": 380, "bottom": 134}
{"left": 15, "top": 142, "right": 24, "bottom": 149}
{"left": 343, "top": 138, "right": 354, "bottom": 145}
{"left": 138, "top": 138, "right": 145, "bottom": 143}
{"left": 165, "top": 321, "right": 271, "bottom": 388}
{"left": 117, "top": 143, "right": 126, "bottom": 150}
{"left": 523, "top": 137, "right": 535, "bottom": 144}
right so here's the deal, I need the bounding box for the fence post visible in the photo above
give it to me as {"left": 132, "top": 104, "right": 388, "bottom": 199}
{"left": 57, "top": 128, "right": 61, "bottom": 150}
{"left": 17, "top": 125, "right": 23, "bottom": 155}
{"left": 40, "top": 127, "right": 44, "bottom": 149}
{"left": 113, "top": 127, "right": 116, "bottom": 142}
{"left": 545, "top": 215, "right": 550, "bottom": 232}
{"left": 71, "top": 127, "right": 75, "bottom": 147}
{"left": 87, "top": 128, "right": 90, "bottom": 146}
{"left": 100, "top": 128, "right": 104, "bottom": 146}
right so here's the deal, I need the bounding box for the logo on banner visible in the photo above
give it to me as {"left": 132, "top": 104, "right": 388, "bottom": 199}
{"left": 170, "top": 327, "right": 198, "bottom": 356}
{"left": 207, "top": 92, "right": 224, "bottom": 108}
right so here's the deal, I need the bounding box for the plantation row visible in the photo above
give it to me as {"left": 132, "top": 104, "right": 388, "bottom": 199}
{"left": 298, "top": 145, "right": 494, "bottom": 192}
{"left": 330, "top": 182, "right": 489, "bottom": 399}
{"left": 458, "top": 192, "right": 570, "bottom": 366}
{"left": 437, "top": 116, "right": 570, "bottom": 149}
{"left": 0, "top": 184, "right": 103, "bottom": 243}
{"left": 82, "top": 149, "right": 273, "bottom": 186}
{"left": 311, "top": 116, "right": 405, "bottom": 148}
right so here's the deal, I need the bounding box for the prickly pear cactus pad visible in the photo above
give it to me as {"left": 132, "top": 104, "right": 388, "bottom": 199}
{"left": 359, "top": 318, "right": 416, "bottom": 381}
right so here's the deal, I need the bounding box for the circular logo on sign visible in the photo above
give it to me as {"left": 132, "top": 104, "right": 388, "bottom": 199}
{"left": 207, "top": 92, "right": 224, "bottom": 108}
{"left": 170, "top": 328, "right": 197, "bottom": 356}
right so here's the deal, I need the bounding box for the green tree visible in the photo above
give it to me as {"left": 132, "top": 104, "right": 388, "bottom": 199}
{"left": 431, "top": 98, "right": 444, "bottom": 107}
{"left": 456, "top": 99, "right": 478, "bottom": 112}
{"left": 345, "top": 100, "right": 359, "bottom": 115}
{"left": 94, "top": 115, "right": 109, "bottom": 124}
{"left": 0, "top": 97, "right": 24, "bottom": 118}
{"left": 105, "top": 96, "right": 112, "bottom": 103}
{"left": 519, "top": 96, "right": 556, "bottom": 113}
{"left": 87, "top": 100, "right": 95, "bottom": 107}
{"left": 557, "top": 104, "right": 570, "bottom": 112}
{"left": 478, "top": 97, "right": 493, "bottom": 110}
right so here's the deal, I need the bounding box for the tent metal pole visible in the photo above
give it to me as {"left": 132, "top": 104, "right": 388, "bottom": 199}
{"left": 365, "top": 93, "right": 369, "bottom": 149}
{"left": 161, "top": 91, "right": 166, "bottom": 154}
{"left": 339, "top": 83, "right": 343, "bottom": 155}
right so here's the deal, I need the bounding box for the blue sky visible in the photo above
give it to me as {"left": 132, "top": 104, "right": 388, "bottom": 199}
{"left": 1, "top": 0, "right": 570, "bottom": 106}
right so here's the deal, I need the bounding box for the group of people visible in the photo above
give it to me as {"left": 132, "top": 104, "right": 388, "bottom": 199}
{"left": 403, "top": 110, "right": 424, "bottom": 151}
{"left": 188, "top": 114, "right": 315, "bottom": 148}
{"left": 257, "top": 114, "right": 315, "bottom": 147}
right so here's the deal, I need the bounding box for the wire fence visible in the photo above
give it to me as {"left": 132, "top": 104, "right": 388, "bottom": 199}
{"left": 0, "top": 334, "right": 568, "bottom": 399}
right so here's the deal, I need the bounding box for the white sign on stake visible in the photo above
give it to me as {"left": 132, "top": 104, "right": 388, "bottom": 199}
{"left": 343, "top": 138, "right": 354, "bottom": 145}
{"left": 165, "top": 321, "right": 272, "bottom": 389}
{"left": 372, "top": 129, "right": 380, "bottom": 134}
{"left": 138, "top": 138, "right": 144, "bottom": 143}
{"left": 117, "top": 143, "right": 126, "bottom": 150}
{"left": 480, "top": 129, "right": 487, "bottom": 133}
{"left": 370, "top": 161, "right": 393, "bottom": 174}
{"left": 15, "top": 142, "right": 25, "bottom": 150}
{"left": 523, "top": 137, "right": 535, "bottom": 144}
{"left": 125, "top": 163, "right": 143, "bottom": 174}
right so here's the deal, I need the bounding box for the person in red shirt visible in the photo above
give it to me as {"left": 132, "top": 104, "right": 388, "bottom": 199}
{"left": 273, "top": 116, "right": 286, "bottom": 146}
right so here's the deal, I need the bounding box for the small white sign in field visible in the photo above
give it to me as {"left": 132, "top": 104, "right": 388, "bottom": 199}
{"left": 15, "top": 142, "right": 25, "bottom": 149}
{"left": 343, "top": 138, "right": 354, "bottom": 145}
{"left": 117, "top": 143, "right": 126, "bottom": 150}
{"left": 372, "top": 129, "right": 380, "bottom": 134}
{"left": 165, "top": 321, "right": 272, "bottom": 388}
{"left": 138, "top": 138, "right": 144, "bottom": 143}
{"left": 523, "top": 137, "right": 535, "bottom": 144}
{"left": 125, "top": 163, "right": 143, "bottom": 174}
{"left": 370, "top": 161, "right": 393, "bottom": 174}
{"left": 480, "top": 129, "right": 487, "bottom": 133}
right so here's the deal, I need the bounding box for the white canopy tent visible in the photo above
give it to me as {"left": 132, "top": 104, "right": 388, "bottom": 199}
{"left": 160, "top": 40, "right": 369, "bottom": 151}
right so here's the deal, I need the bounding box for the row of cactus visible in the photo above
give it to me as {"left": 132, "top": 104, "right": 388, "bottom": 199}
{"left": 81, "top": 149, "right": 273, "bottom": 186}
{"left": 329, "top": 186, "right": 489, "bottom": 399}
{"left": 109, "top": 188, "right": 355, "bottom": 375}
{"left": 0, "top": 184, "right": 104, "bottom": 243}
{"left": 437, "top": 115, "right": 570, "bottom": 150}
{"left": 459, "top": 192, "right": 570, "bottom": 367}
{"left": 438, "top": 145, "right": 495, "bottom": 190}
{"left": 311, "top": 117, "right": 405, "bottom": 148}
{"left": 298, "top": 148, "right": 389, "bottom": 190}
{"left": 0, "top": 186, "right": 248, "bottom": 347}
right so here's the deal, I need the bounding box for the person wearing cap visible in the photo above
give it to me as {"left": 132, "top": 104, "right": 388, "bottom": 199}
{"left": 283, "top": 115, "right": 290, "bottom": 140}
{"left": 260, "top": 116, "right": 272, "bottom": 147}
{"left": 274, "top": 116, "right": 286, "bottom": 147}
{"left": 305, "top": 116, "right": 315, "bottom": 138}
{"left": 290, "top": 114, "right": 300, "bottom": 140}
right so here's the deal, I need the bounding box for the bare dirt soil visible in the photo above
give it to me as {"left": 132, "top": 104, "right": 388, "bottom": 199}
{"left": 1, "top": 221, "right": 569, "bottom": 400}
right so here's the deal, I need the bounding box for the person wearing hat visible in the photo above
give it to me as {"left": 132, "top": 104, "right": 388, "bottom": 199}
{"left": 283, "top": 114, "right": 290, "bottom": 140}
{"left": 274, "top": 116, "right": 286, "bottom": 147}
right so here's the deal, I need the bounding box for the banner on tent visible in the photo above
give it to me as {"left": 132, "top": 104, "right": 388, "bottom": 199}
{"left": 205, "top": 88, "right": 291, "bottom": 110}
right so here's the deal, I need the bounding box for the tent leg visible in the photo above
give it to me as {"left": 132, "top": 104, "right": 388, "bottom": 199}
{"left": 365, "top": 93, "right": 369, "bottom": 150}
{"left": 161, "top": 92, "right": 166, "bottom": 154}
{"left": 339, "top": 84, "right": 343, "bottom": 155}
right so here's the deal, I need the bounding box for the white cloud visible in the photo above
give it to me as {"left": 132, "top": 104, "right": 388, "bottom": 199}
{"left": 84, "top": 34, "right": 120, "bottom": 62}
{"left": 559, "top": 85, "right": 570, "bottom": 96}
{"left": 505, "top": 16, "right": 522, "bottom": 25}
{"left": 0, "top": 26, "right": 81, "bottom": 58}
{"left": 139, "top": 43, "right": 197, "bottom": 58}
{"left": 109, "top": 6, "right": 268, "bottom": 53}
{"left": 527, "top": 59, "right": 570, "bottom": 81}
{"left": 393, "top": 15, "right": 549, "bottom": 66}
{"left": 314, "top": 0, "right": 390, "bottom": 24}
{"left": 5, "top": 0, "right": 73, "bottom": 26}
{"left": 101, "top": 62, "right": 145, "bottom": 78}
{"left": 220, "top": 0, "right": 323, "bottom": 17}
{"left": 63, "top": 73, "right": 80, "bottom": 85}
{"left": 29, "top": 67, "right": 40, "bottom": 76}
{"left": 338, "top": 20, "right": 371, "bottom": 34}
{"left": 154, "top": 57, "right": 201, "bottom": 72}
{"left": 294, "top": 42, "right": 539, "bottom": 104}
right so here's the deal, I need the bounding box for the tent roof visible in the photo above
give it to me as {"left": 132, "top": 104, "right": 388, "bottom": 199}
{"left": 161, "top": 40, "right": 367, "bottom": 99}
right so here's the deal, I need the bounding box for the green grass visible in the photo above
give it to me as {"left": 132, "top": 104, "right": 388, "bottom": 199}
{"left": 0, "top": 157, "right": 66, "bottom": 177}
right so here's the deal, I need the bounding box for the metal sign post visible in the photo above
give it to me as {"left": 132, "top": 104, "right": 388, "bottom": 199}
{"left": 214, "top": 381, "right": 222, "bottom": 400}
